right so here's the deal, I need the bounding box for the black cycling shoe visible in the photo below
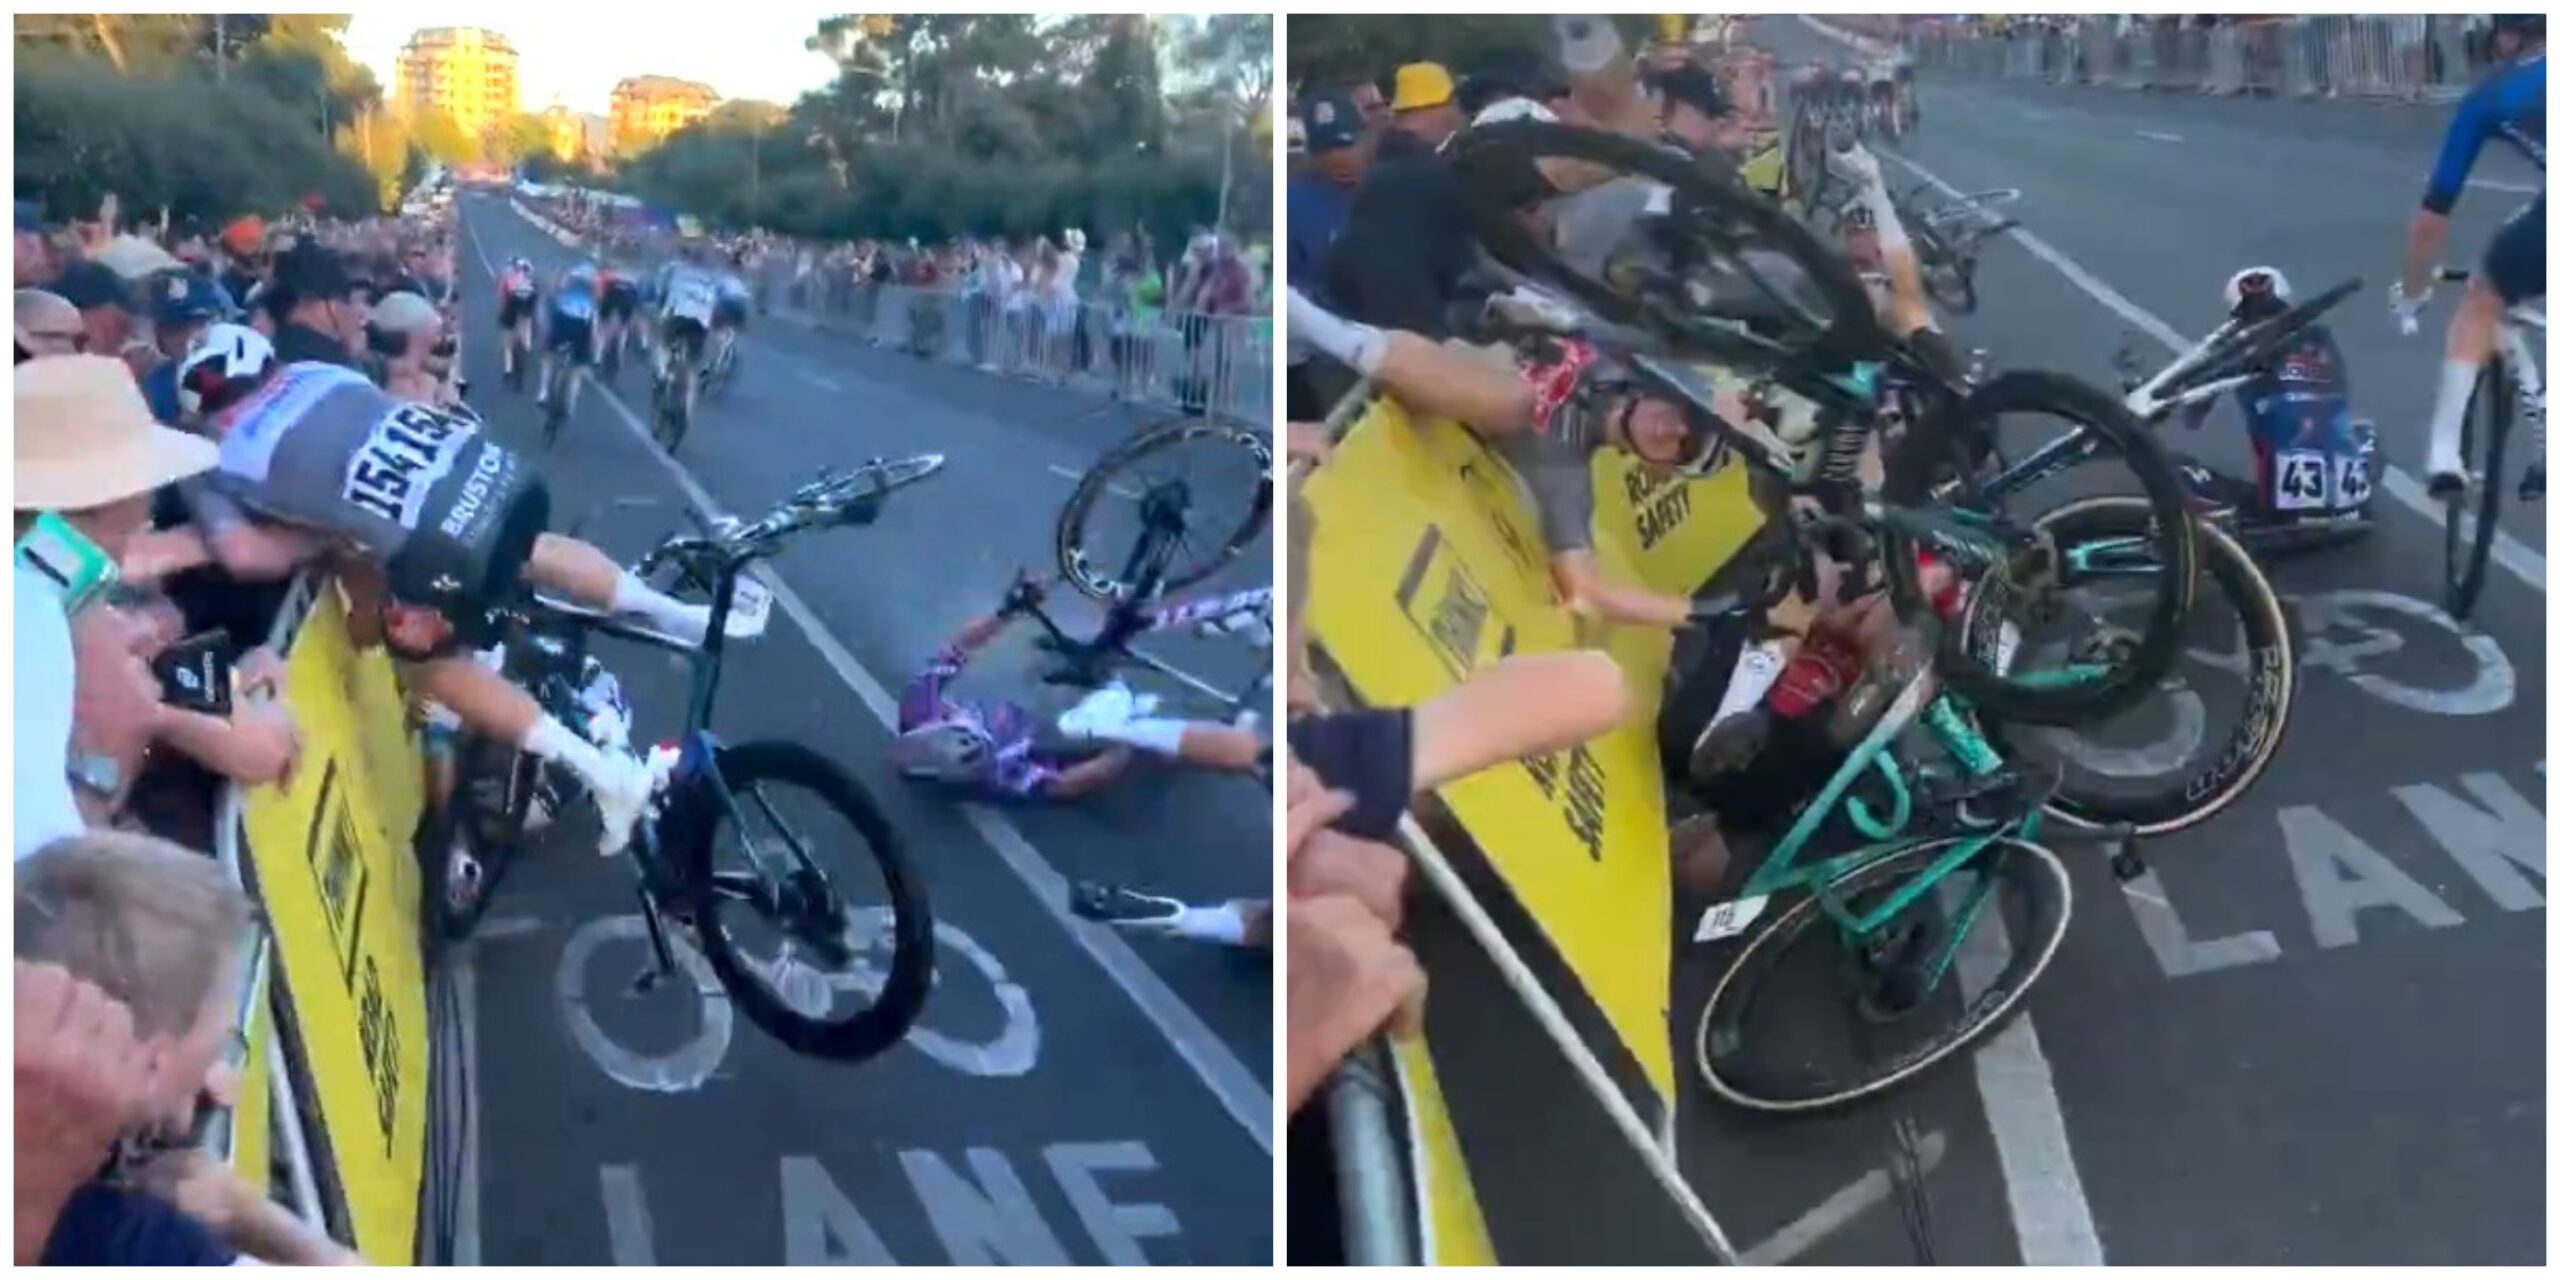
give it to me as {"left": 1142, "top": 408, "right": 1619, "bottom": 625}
{"left": 1688, "top": 705, "right": 1773, "bottom": 784}
{"left": 2428, "top": 468, "right": 2470, "bottom": 498}
{"left": 1069, "top": 881, "right": 1186, "bottom": 932}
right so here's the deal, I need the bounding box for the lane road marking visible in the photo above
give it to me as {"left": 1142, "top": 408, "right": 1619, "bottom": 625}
{"left": 463, "top": 207, "right": 1276, "bottom": 1153}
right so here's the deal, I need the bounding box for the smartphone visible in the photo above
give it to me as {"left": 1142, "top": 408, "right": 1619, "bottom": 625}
{"left": 155, "top": 628, "right": 237, "bottom": 716}
{"left": 16, "top": 510, "right": 118, "bottom": 616}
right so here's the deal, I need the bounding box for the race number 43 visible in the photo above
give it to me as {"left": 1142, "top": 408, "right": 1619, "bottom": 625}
{"left": 2275, "top": 449, "right": 2370, "bottom": 512}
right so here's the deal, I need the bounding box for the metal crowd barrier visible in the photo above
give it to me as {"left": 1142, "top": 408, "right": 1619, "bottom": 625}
{"left": 757, "top": 257, "right": 1273, "bottom": 428}
{"left": 1908, "top": 16, "right": 2481, "bottom": 104}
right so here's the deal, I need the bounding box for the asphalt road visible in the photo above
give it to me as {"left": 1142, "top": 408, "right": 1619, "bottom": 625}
{"left": 441, "top": 193, "right": 1273, "bottom": 1265}
{"left": 1652, "top": 20, "right": 2545, "bottom": 1266}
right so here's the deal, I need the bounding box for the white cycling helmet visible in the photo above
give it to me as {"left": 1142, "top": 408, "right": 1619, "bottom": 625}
{"left": 1472, "top": 96, "right": 1559, "bottom": 127}
{"left": 888, "top": 719, "right": 997, "bottom": 782}
{"left": 178, "top": 322, "right": 276, "bottom": 418}
{"left": 2223, "top": 265, "right": 2293, "bottom": 313}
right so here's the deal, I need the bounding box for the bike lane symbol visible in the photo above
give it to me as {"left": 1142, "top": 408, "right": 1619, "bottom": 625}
{"left": 557, "top": 912, "right": 1041, "bottom": 1093}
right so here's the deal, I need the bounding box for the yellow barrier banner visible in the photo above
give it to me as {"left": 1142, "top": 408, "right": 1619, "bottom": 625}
{"left": 1304, "top": 398, "right": 1764, "bottom": 1106}
{"left": 1389, "top": 1031, "right": 1496, "bottom": 1265}
{"left": 238, "top": 593, "right": 431, "bottom": 1263}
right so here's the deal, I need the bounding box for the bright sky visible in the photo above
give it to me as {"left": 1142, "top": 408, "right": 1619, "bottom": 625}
{"left": 341, "top": 8, "right": 843, "bottom": 116}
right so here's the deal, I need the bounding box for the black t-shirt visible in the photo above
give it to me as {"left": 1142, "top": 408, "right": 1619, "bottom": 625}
{"left": 273, "top": 320, "right": 358, "bottom": 369}
{"left": 1291, "top": 708, "right": 1415, "bottom": 842}
{"left": 1321, "top": 153, "right": 1482, "bottom": 340}
{"left": 41, "top": 1182, "right": 239, "bottom": 1265}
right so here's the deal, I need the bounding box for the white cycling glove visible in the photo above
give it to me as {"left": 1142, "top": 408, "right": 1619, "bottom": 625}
{"left": 2386, "top": 280, "right": 2430, "bottom": 335}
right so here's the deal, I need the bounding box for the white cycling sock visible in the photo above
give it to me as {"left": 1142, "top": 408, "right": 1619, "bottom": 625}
{"left": 1286, "top": 287, "right": 1387, "bottom": 375}
{"left": 521, "top": 713, "right": 618, "bottom": 795}
{"left": 1168, "top": 902, "right": 1250, "bottom": 946}
{"left": 2425, "top": 358, "right": 2485, "bottom": 477}
{"left": 1710, "top": 639, "right": 1790, "bottom": 729}
{"left": 611, "top": 570, "right": 710, "bottom": 645}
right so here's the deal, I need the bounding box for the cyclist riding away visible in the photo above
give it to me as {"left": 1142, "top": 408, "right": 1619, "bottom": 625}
{"left": 654, "top": 241, "right": 721, "bottom": 418}
{"left": 889, "top": 573, "right": 1267, "bottom": 801}
{"left": 2393, "top": 13, "right": 2544, "bottom": 497}
{"left": 2172, "top": 267, "right": 2375, "bottom": 531}
{"left": 538, "top": 261, "right": 601, "bottom": 417}
{"left": 496, "top": 255, "right": 539, "bottom": 386}
{"left": 708, "top": 253, "right": 753, "bottom": 377}
{"left": 596, "top": 261, "right": 641, "bottom": 371}
{"left": 162, "top": 326, "right": 766, "bottom": 847}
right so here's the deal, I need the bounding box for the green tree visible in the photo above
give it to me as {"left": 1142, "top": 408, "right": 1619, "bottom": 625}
{"left": 1288, "top": 14, "right": 1653, "bottom": 90}
{"left": 480, "top": 111, "right": 553, "bottom": 170}
{"left": 410, "top": 104, "right": 476, "bottom": 167}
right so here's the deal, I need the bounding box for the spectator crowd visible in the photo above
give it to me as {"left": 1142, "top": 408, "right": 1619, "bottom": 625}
{"left": 520, "top": 186, "right": 1273, "bottom": 418}
{"left": 14, "top": 186, "right": 466, "bottom": 1265}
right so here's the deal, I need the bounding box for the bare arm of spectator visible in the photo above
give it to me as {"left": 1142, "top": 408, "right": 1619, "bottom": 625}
{"left": 134, "top": 1150, "right": 363, "bottom": 1266}
{"left": 153, "top": 686, "right": 299, "bottom": 791}
{"left": 169, "top": 480, "right": 334, "bottom": 583}
{"left": 1410, "top": 650, "right": 1631, "bottom": 791}
{"left": 16, "top": 962, "right": 163, "bottom": 1264}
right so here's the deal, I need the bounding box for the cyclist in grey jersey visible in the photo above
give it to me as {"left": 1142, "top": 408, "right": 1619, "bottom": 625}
{"left": 151, "top": 334, "right": 767, "bottom": 850}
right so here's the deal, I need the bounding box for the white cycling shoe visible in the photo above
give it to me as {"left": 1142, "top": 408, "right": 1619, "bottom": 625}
{"left": 590, "top": 751, "right": 656, "bottom": 856}
{"left": 1056, "top": 681, "right": 1164, "bottom": 742}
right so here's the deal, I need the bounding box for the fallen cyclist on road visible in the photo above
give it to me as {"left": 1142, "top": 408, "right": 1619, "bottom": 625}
{"left": 2157, "top": 266, "right": 2377, "bottom": 537}
{"left": 135, "top": 324, "right": 768, "bottom": 848}
{"left": 889, "top": 571, "right": 1266, "bottom": 804}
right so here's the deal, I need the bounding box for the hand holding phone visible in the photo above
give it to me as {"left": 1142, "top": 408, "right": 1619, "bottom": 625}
{"left": 154, "top": 629, "right": 236, "bottom": 717}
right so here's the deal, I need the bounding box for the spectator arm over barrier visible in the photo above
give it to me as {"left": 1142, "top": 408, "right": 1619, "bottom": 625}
{"left": 1299, "top": 390, "right": 1765, "bottom": 1262}
{"left": 204, "top": 573, "right": 446, "bottom": 1261}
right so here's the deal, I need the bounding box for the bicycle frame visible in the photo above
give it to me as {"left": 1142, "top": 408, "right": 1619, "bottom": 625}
{"left": 1716, "top": 659, "right": 2036, "bottom": 949}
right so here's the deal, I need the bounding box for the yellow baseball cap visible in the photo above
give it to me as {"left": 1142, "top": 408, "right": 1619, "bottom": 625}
{"left": 1392, "top": 62, "right": 1455, "bottom": 112}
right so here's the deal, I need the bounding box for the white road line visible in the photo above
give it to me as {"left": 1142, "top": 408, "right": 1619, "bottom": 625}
{"left": 599, "top": 1165, "right": 658, "bottom": 1265}
{"left": 2471, "top": 178, "right": 2541, "bottom": 194}
{"left": 800, "top": 369, "right": 844, "bottom": 392}
{"left": 1885, "top": 147, "right": 2547, "bottom": 595}
{"left": 1740, "top": 1130, "right": 1950, "bottom": 1265}
{"left": 451, "top": 948, "right": 483, "bottom": 1266}
{"left": 2135, "top": 129, "right": 2184, "bottom": 143}
{"left": 465, "top": 206, "right": 1276, "bottom": 1153}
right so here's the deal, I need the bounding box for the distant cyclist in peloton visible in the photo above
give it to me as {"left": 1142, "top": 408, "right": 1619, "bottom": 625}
{"left": 596, "top": 261, "right": 641, "bottom": 370}
{"left": 708, "top": 252, "right": 753, "bottom": 376}
{"left": 889, "top": 573, "right": 1266, "bottom": 803}
{"left": 496, "top": 255, "right": 540, "bottom": 386}
{"left": 652, "top": 240, "right": 721, "bottom": 417}
{"left": 2173, "top": 267, "right": 2375, "bottom": 534}
{"left": 2392, "top": 12, "right": 2544, "bottom": 498}
{"left": 538, "top": 261, "right": 601, "bottom": 417}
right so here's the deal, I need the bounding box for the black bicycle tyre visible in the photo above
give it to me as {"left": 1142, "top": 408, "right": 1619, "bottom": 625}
{"left": 1056, "top": 423, "right": 1273, "bottom": 602}
{"left": 681, "top": 739, "right": 934, "bottom": 1064}
{"left": 541, "top": 366, "right": 568, "bottom": 448}
{"left": 414, "top": 738, "right": 540, "bottom": 945}
{"left": 2445, "top": 354, "right": 2509, "bottom": 621}
{"left": 1892, "top": 369, "right": 2199, "bottom": 727}
{"left": 1694, "top": 835, "right": 2071, "bottom": 1113}
{"left": 2000, "top": 496, "right": 2295, "bottom": 836}
{"left": 1447, "top": 119, "right": 1889, "bottom": 373}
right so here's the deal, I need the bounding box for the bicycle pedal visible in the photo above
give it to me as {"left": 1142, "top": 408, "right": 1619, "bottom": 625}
{"left": 2109, "top": 841, "right": 2148, "bottom": 883}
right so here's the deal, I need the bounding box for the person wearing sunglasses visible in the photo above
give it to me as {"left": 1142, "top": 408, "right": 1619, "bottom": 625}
{"left": 15, "top": 289, "right": 87, "bottom": 363}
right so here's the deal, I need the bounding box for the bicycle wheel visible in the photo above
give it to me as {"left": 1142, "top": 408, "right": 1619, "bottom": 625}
{"left": 1694, "top": 834, "right": 2071, "bottom": 1113}
{"left": 414, "top": 738, "right": 545, "bottom": 945}
{"left": 1057, "top": 422, "right": 1273, "bottom": 601}
{"left": 1446, "top": 119, "right": 1889, "bottom": 373}
{"left": 2444, "top": 355, "right": 2509, "bottom": 622}
{"left": 679, "top": 739, "right": 933, "bottom": 1063}
{"left": 1895, "top": 369, "right": 2200, "bottom": 727}
{"left": 1994, "top": 497, "right": 2294, "bottom": 836}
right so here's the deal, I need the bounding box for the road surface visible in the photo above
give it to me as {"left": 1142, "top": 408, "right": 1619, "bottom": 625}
{"left": 440, "top": 194, "right": 1274, "bottom": 1265}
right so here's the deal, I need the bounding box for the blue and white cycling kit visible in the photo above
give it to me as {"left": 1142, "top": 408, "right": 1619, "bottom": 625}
{"left": 2184, "top": 326, "right": 2373, "bottom": 515}
{"left": 547, "top": 273, "right": 599, "bottom": 360}
{"left": 2424, "top": 53, "right": 2544, "bottom": 301}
